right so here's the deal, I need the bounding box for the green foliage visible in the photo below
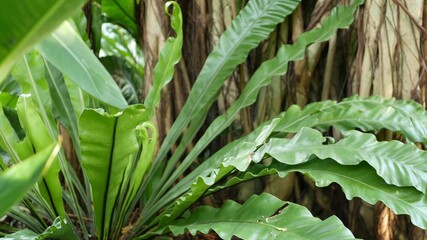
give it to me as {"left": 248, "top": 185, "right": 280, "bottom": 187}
{"left": 1, "top": 0, "right": 427, "bottom": 240}
{"left": 36, "top": 22, "right": 128, "bottom": 109}
{"left": 79, "top": 105, "right": 146, "bottom": 239}
{"left": 0, "top": 141, "right": 60, "bottom": 216}
{"left": 16, "top": 95, "right": 65, "bottom": 218}
{"left": 152, "top": 0, "right": 365, "bottom": 214}
{"left": 4, "top": 217, "right": 75, "bottom": 240}
{"left": 102, "top": 0, "right": 138, "bottom": 37}
{"left": 257, "top": 127, "right": 427, "bottom": 193}
{"left": 275, "top": 95, "right": 427, "bottom": 143}
{"left": 150, "top": 0, "right": 302, "bottom": 189}
{"left": 0, "top": 0, "right": 86, "bottom": 81}
{"left": 151, "top": 194, "right": 356, "bottom": 240}
{"left": 144, "top": 1, "right": 183, "bottom": 120}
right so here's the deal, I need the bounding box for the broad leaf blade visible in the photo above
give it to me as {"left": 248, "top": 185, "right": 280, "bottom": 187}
{"left": 256, "top": 128, "right": 427, "bottom": 193}
{"left": 275, "top": 95, "right": 427, "bottom": 143}
{"left": 272, "top": 160, "right": 427, "bottom": 230}
{"left": 36, "top": 22, "right": 128, "bottom": 109}
{"left": 44, "top": 60, "right": 81, "bottom": 155}
{"left": 152, "top": 0, "right": 364, "bottom": 205}
{"left": 0, "top": 141, "right": 61, "bottom": 216}
{"left": 3, "top": 216, "right": 76, "bottom": 240}
{"left": 0, "top": 0, "right": 86, "bottom": 81}
{"left": 154, "top": 118, "right": 282, "bottom": 227}
{"left": 152, "top": 0, "right": 301, "bottom": 179}
{"left": 160, "top": 194, "right": 355, "bottom": 240}
{"left": 16, "top": 95, "right": 66, "bottom": 218}
{"left": 80, "top": 105, "right": 145, "bottom": 238}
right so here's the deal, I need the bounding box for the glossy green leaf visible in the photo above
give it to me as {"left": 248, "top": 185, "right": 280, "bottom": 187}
{"left": 151, "top": 0, "right": 301, "bottom": 183}
{"left": 44, "top": 60, "right": 80, "bottom": 155}
{"left": 127, "top": 122, "right": 157, "bottom": 204}
{"left": 63, "top": 76, "right": 86, "bottom": 119}
{"left": 2, "top": 229, "right": 39, "bottom": 240}
{"left": 12, "top": 51, "right": 56, "bottom": 133}
{"left": 272, "top": 160, "right": 427, "bottom": 230}
{"left": 16, "top": 95, "right": 66, "bottom": 218}
{"left": 207, "top": 164, "right": 273, "bottom": 195}
{"left": 152, "top": 118, "right": 282, "bottom": 227}
{"left": 180, "top": 0, "right": 365, "bottom": 178}
{"left": 102, "top": 0, "right": 138, "bottom": 36}
{"left": 275, "top": 95, "right": 427, "bottom": 143}
{"left": 14, "top": 52, "right": 88, "bottom": 233}
{"left": 0, "top": 141, "right": 61, "bottom": 216}
{"left": 3, "top": 216, "right": 76, "bottom": 240}
{"left": 206, "top": 159, "right": 427, "bottom": 230}
{"left": 144, "top": 1, "right": 183, "bottom": 119}
{"left": 255, "top": 127, "right": 427, "bottom": 193}
{"left": 80, "top": 105, "right": 145, "bottom": 239}
{"left": 0, "top": 105, "right": 20, "bottom": 163}
{"left": 36, "top": 22, "right": 128, "bottom": 109}
{"left": 151, "top": 1, "right": 364, "bottom": 212}
{"left": 156, "top": 194, "right": 355, "bottom": 240}
{"left": 108, "top": 121, "right": 157, "bottom": 239}
{"left": 0, "top": 0, "right": 86, "bottom": 81}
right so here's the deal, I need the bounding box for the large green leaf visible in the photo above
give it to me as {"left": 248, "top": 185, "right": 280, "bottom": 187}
{"left": 150, "top": 0, "right": 301, "bottom": 185}
{"left": 0, "top": 141, "right": 61, "bottom": 216}
{"left": 144, "top": 1, "right": 183, "bottom": 120}
{"left": 44, "top": 61, "right": 80, "bottom": 155}
{"left": 16, "top": 95, "right": 66, "bottom": 218}
{"left": 14, "top": 52, "right": 88, "bottom": 234}
{"left": 275, "top": 95, "right": 427, "bottom": 143}
{"left": 273, "top": 160, "right": 427, "bottom": 230}
{"left": 12, "top": 51, "right": 56, "bottom": 134}
{"left": 152, "top": 194, "right": 355, "bottom": 240}
{"left": 207, "top": 159, "right": 427, "bottom": 230}
{"left": 255, "top": 127, "right": 427, "bottom": 194}
{"left": 0, "top": 0, "right": 86, "bottom": 81}
{"left": 3, "top": 216, "right": 76, "bottom": 240}
{"left": 36, "top": 22, "right": 128, "bottom": 109}
{"left": 150, "top": 118, "right": 282, "bottom": 228}
{"left": 102, "top": 0, "right": 138, "bottom": 37}
{"left": 158, "top": 0, "right": 364, "bottom": 200}
{"left": 79, "top": 105, "right": 145, "bottom": 239}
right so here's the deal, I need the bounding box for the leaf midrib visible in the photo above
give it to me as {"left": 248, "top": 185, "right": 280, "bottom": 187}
{"left": 101, "top": 117, "right": 119, "bottom": 239}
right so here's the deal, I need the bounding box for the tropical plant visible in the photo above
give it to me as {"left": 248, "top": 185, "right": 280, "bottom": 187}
{"left": 0, "top": 0, "right": 426, "bottom": 239}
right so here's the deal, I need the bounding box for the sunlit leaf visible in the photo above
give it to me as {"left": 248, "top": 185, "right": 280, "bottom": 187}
{"left": 275, "top": 95, "right": 427, "bottom": 143}
{"left": 150, "top": 194, "right": 355, "bottom": 240}
{"left": 80, "top": 105, "right": 145, "bottom": 238}
{"left": 36, "top": 22, "right": 128, "bottom": 109}
{"left": 0, "top": 141, "right": 61, "bottom": 216}
{"left": 0, "top": 0, "right": 86, "bottom": 81}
